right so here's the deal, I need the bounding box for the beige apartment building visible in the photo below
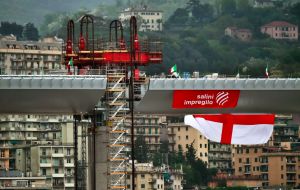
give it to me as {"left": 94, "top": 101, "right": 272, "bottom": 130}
{"left": 126, "top": 163, "right": 183, "bottom": 190}
{"left": 31, "top": 145, "right": 75, "bottom": 190}
{"left": 0, "top": 37, "right": 63, "bottom": 75}
{"left": 232, "top": 114, "right": 300, "bottom": 188}
{"left": 232, "top": 145, "right": 264, "bottom": 177}
{"left": 119, "top": 7, "right": 163, "bottom": 31}
{"left": 168, "top": 121, "right": 209, "bottom": 165}
{"left": 261, "top": 21, "right": 298, "bottom": 40}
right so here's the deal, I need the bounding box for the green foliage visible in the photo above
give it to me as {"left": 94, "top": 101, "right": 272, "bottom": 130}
{"left": 22, "top": 23, "right": 39, "bottom": 41}
{"left": 0, "top": 22, "right": 23, "bottom": 39}
{"left": 134, "top": 136, "right": 150, "bottom": 163}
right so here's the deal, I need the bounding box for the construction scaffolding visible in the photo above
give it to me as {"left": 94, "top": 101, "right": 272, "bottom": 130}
{"left": 106, "top": 65, "right": 128, "bottom": 189}
{"left": 63, "top": 14, "right": 162, "bottom": 190}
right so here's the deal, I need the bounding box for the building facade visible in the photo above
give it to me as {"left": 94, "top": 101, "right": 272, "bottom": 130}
{"left": 0, "top": 37, "right": 64, "bottom": 75}
{"left": 126, "top": 163, "right": 183, "bottom": 190}
{"left": 167, "top": 118, "right": 209, "bottom": 165}
{"left": 232, "top": 114, "right": 300, "bottom": 189}
{"left": 0, "top": 114, "right": 75, "bottom": 190}
{"left": 119, "top": 7, "right": 163, "bottom": 32}
{"left": 31, "top": 145, "right": 75, "bottom": 190}
{"left": 261, "top": 21, "right": 298, "bottom": 40}
{"left": 225, "top": 27, "right": 253, "bottom": 41}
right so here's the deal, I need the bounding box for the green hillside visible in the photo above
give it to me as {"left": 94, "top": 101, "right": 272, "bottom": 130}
{"left": 0, "top": 0, "right": 112, "bottom": 25}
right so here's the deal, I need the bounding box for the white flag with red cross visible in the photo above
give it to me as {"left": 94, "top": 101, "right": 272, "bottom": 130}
{"left": 184, "top": 114, "right": 275, "bottom": 145}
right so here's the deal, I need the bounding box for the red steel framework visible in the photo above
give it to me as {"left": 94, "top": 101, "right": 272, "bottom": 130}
{"left": 63, "top": 14, "right": 162, "bottom": 190}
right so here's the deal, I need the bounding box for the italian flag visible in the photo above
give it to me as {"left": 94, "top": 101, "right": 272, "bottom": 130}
{"left": 169, "top": 64, "right": 177, "bottom": 74}
{"left": 68, "top": 58, "right": 73, "bottom": 66}
{"left": 185, "top": 114, "right": 275, "bottom": 145}
{"left": 265, "top": 65, "right": 269, "bottom": 78}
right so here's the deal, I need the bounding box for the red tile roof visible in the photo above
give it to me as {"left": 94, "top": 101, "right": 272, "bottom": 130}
{"left": 262, "top": 21, "right": 297, "bottom": 28}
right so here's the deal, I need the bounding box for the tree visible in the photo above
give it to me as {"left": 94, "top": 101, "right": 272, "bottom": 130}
{"left": 22, "top": 23, "right": 39, "bottom": 41}
{"left": 221, "top": 0, "right": 236, "bottom": 15}
{"left": 0, "top": 22, "right": 23, "bottom": 39}
{"left": 134, "top": 136, "right": 149, "bottom": 163}
{"left": 186, "top": 141, "right": 196, "bottom": 164}
{"left": 176, "top": 145, "right": 185, "bottom": 163}
{"left": 167, "top": 8, "right": 189, "bottom": 25}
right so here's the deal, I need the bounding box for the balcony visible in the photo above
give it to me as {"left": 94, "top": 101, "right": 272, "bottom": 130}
{"left": 52, "top": 173, "right": 64, "bottom": 178}
{"left": 64, "top": 163, "right": 74, "bottom": 167}
{"left": 40, "top": 163, "right": 52, "bottom": 167}
{"left": 286, "top": 168, "right": 296, "bottom": 173}
{"left": 52, "top": 153, "right": 64, "bottom": 157}
{"left": 65, "top": 173, "right": 74, "bottom": 177}
{"left": 53, "top": 182, "right": 64, "bottom": 188}
{"left": 65, "top": 183, "right": 75, "bottom": 187}
{"left": 26, "top": 136, "right": 38, "bottom": 140}
{"left": 148, "top": 178, "right": 156, "bottom": 183}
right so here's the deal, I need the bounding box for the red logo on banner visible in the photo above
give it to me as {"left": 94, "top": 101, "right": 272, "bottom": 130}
{"left": 172, "top": 90, "right": 240, "bottom": 108}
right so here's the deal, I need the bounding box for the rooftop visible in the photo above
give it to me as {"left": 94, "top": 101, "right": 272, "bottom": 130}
{"left": 262, "top": 21, "right": 297, "bottom": 28}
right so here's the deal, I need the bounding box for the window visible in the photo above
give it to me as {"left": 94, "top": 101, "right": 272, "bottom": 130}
{"left": 178, "top": 127, "right": 180, "bottom": 131}
{"left": 54, "top": 148, "right": 58, "bottom": 153}
{"left": 178, "top": 136, "right": 180, "bottom": 140}
{"left": 186, "top": 126, "right": 188, "bottom": 131}
{"left": 254, "top": 148, "right": 258, "bottom": 153}
{"left": 200, "top": 153, "right": 203, "bottom": 157}
{"left": 239, "top": 167, "right": 242, "bottom": 172}
{"left": 205, "top": 153, "right": 207, "bottom": 157}
{"left": 55, "top": 168, "right": 58, "bottom": 173}
{"left": 67, "top": 159, "right": 71, "bottom": 163}
{"left": 246, "top": 149, "right": 249, "bottom": 153}
{"left": 200, "top": 135, "right": 202, "bottom": 139}
{"left": 67, "top": 148, "right": 70, "bottom": 155}
{"left": 186, "top": 135, "right": 188, "bottom": 140}
{"left": 42, "top": 169, "right": 46, "bottom": 175}
{"left": 253, "top": 167, "right": 255, "bottom": 171}
{"left": 149, "top": 128, "right": 152, "bottom": 134}
{"left": 141, "top": 174, "right": 145, "bottom": 178}
{"left": 200, "top": 144, "right": 202, "bottom": 148}
{"left": 281, "top": 174, "right": 284, "bottom": 179}
{"left": 255, "top": 158, "right": 258, "bottom": 162}
{"left": 281, "top": 165, "right": 283, "bottom": 170}
{"left": 205, "top": 144, "right": 207, "bottom": 148}
{"left": 239, "top": 158, "right": 242, "bottom": 163}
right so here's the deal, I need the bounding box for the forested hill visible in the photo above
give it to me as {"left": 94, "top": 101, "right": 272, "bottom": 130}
{"left": 0, "top": 0, "right": 113, "bottom": 25}
{"left": 145, "top": 0, "right": 300, "bottom": 77}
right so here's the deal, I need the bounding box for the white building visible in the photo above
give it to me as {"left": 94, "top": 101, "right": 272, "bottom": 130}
{"left": 119, "top": 7, "right": 163, "bottom": 32}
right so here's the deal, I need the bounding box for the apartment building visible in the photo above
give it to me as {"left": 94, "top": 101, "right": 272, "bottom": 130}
{"left": 126, "top": 163, "right": 183, "bottom": 190}
{"left": 167, "top": 117, "right": 209, "bottom": 165}
{"left": 0, "top": 174, "right": 51, "bottom": 189}
{"left": 0, "top": 37, "right": 64, "bottom": 75}
{"left": 31, "top": 145, "right": 75, "bottom": 190}
{"left": 119, "top": 7, "right": 163, "bottom": 31}
{"left": 272, "top": 114, "right": 299, "bottom": 145}
{"left": 232, "top": 114, "right": 300, "bottom": 189}
{"left": 232, "top": 145, "right": 264, "bottom": 177}
{"left": 261, "top": 21, "right": 298, "bottom": 40}
{"left": 128, "top": 115, "right": 167, "bottom": 153}
{"left": 208, "top": 142, "right": 232, "bottom": 172}
{"left": 261, "top": 149, "right": 300, "bottom": 188}
{"left": 0, "top": 114, "right": 74, "bottom": 189}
